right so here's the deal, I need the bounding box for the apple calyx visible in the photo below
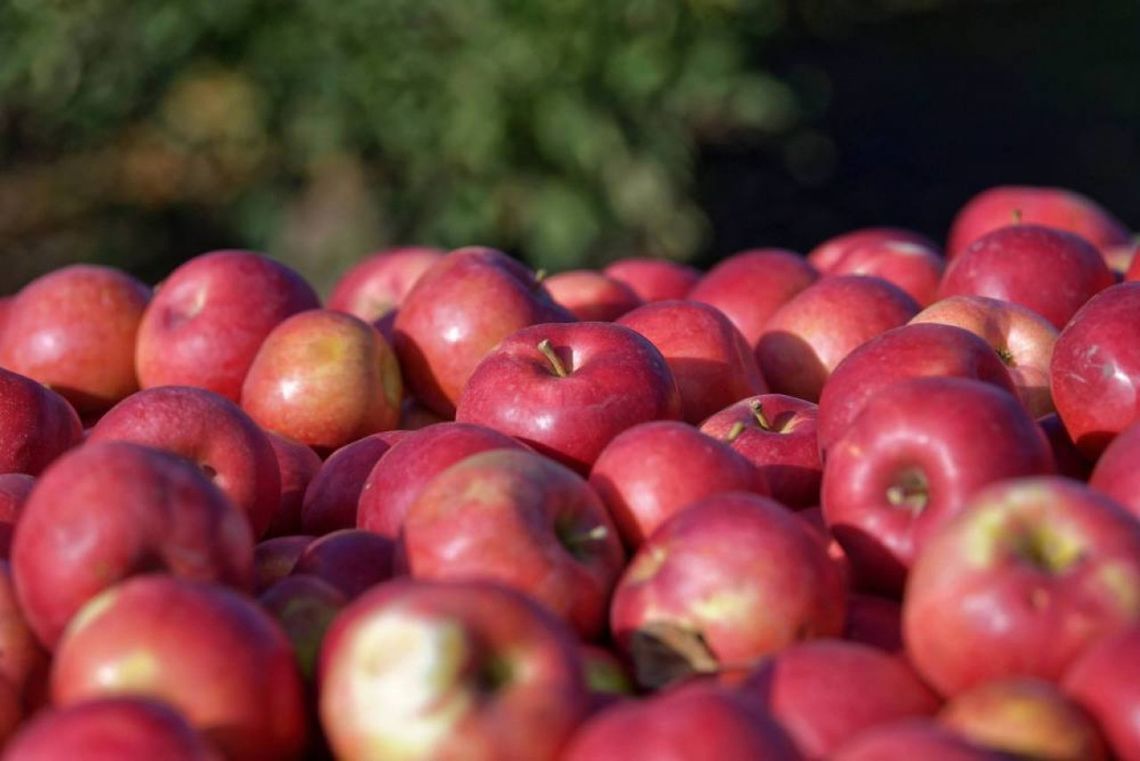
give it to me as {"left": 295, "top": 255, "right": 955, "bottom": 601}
{"left": 473, "top": 653, "right": 514, "bottom": 695}
{"left": 628, "top": 621, "right": 719, "bottom": 690}
{"left": 1011, "top": 526, "right": 1084, "bottom": 575}
{"left": 556, "top": 521, "right": 611, "bottom": 561}
{"left": 885, "top": 467, "right": 929, "bottom": 513}
{"left": 996, "top": 346, "right": 1016, "bottom": 366}
{"left": 537, "top": 339, "right": 569, "bottom": 378}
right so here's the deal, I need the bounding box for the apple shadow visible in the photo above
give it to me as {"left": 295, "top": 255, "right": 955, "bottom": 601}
{"left": 755, "top": 331, "right": 829, "bottom": 403}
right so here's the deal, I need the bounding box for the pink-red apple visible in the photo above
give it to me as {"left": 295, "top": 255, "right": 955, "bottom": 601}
{"left": 1062, "top": 624, "right": 1140, "bottom": 761}
{"left": 327, "top": 246, "right": 444, "bottom": 326}
{"left": 543, "top": 270, "right": 643, "bottom": 322}
{"left": 809, "top": 227, "right": 939, "bottom": 272}
{"left": 300, "top": 430, "right": 407, "bottom": 535}
{"left": 0, "top": 367, "right": 83, "bottom": 476}
{"left": 601, "top": 257, "right": 701, "bottom": 303}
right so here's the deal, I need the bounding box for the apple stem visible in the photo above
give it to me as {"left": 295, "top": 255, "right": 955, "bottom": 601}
{"left": 724, "top": 421, "right": 746, "bottom": 443}
{"left": 534, "top": 268, "right": 547, "bottom": 283}
{"left": 996, "top": 346, "right": 1016, "bottom": 366}
{"left": 537, "top": 339, "right": 569, "bottom": 378}
{"left": 750, "top": 400, "right": 773, "bottom": 431}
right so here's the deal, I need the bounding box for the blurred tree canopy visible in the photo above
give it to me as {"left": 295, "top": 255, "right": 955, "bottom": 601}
{"left": 1, "top": 0, "right": 948, "bottom": 292}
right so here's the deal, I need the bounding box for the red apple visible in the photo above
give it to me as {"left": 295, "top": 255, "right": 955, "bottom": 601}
{"left": 327, "top": 246, "right": 445, "bottom": 324}
{"left": 253, "top": 535, "right": 315, "bottom": 595}
{"left": 135, "top": 250, "right": 320, "bottom": 402}
{"left": 1105, "top": 241, "right": 1137, "bottom": 277}
{"left": 0, "top": 264, "right": 150, "bottom": 416}
{"left": 809, "top": 227, "right": 939, "bottom": 272}
{"left": 1039, "top": 413, "right": 1094, "bottom": 482}
{"left": 240, "top": 309, "right": 403, "bottom": 453}
{"left": 1062, "top": 624, "right": 1140, "bottom": 761}
{"left": 1089, "top": 419, "right": 1140, "bottom": 520}
{"left": 456, "top": 321, "right": 682, "bottom": 473}
{"left": 543, "top": 269, "right": 643, "bottom": 322}
{"left": 903, "top": 477, "right": 1140, "bottom": 696}
{"left": 11, "top": 441, "right": 253, "bottom": 649}
{"left": 259, "top": 573, "right": 347, "bottom": 682}
{"left": 601, "top": 257, "right": 701, "bottom": 302}
{"left": 291, "top": 528, "right": 396, "bottom": 600}
{"left": 262, "top": 431, "right": 322, "bottom": 538}
{"left": 318, "top": 578, "right": 590, "bottom": 761}
{"left": 300, "top": 430, "right": 408, "bottom": 536}
{"left": 0, "top": 560, "right": 49, "bottom": 713}
{"left": 1122, "top": 243, "right": 1140, "bottom": 281}
{"left": 0, "top": 474, "right": 34, "bottom": 559}
{"left": 831, "top": 718, "right": 1010, "bottom": 760}
{"left": 843, "top": 593, "right": 904, "bottom": 653}
{"left": 0, "top": 367, "right": 83, "bottom": 476}
{"left": 829, "top": 239, "right": 945, "bottom": 307}
{"left": 402, "top": 449, "right": 624, "bottom": 639}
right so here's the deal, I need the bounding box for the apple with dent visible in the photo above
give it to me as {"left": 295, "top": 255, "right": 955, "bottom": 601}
{"left": 0, "top": 367, "right": 82, "bottom": 476}
{"left": 259, "top": 573, "right": 347, "bottom": 682}
{"left": 615, "top": 300, "right": 765, "bottom": 425}
{"left": 88, "top": 385, "right": 282, "bottom": 539}
{"left": 0, "top": 474, "right": 34, "bottom": 558}
{"left": 1089, "top": 419, "right": 1140, "bottom": 520}
{"left": 937, "top": 225, "right": 1114, "bottom": 330}
{"left": 11, "top": 441, "right": 253, "bottom": 649}
{"left": 817, "top": 322, "right": 1019, "bottom": 459}
{"left": 687, "top": 249, "right": 818, "bottom": 347}
{"left": 291, "top": 529, "right": 396, "bottom": 600}
{"left": 1050, "top": 282, "right": 1140, "bottom": 459}
{"left": 700, "top": 394, "right": 821, "bottom": 509}
{"left": 946, "top": 185, "right": 1131, "bottom": 258}
{"left": 393, "top": 247, "right": 574, "bottom": 417}
{"left": 809, "top": 227, "right": 939, "bottom": 272}
{"left": 822, "top": 377, "right": 1054, "bottom": 595}
{"left": 903, "top": 476, "right": 1140, "bottom": 696}
{"left": 0, "top": 264, "right": 150, "bottom": 417}
{"left": 831, "top": 718, "right": 1009, "bottom": 761}
{"left": 543, "top": 270, "right": 643, "bottom": 322}
{"left": 601, "top": 257, "right": 701, "bottom": 302}
{"left": 828, "top": 239, "right": 945, "bottom": 307}
{"left": 455, "top": 321, "right": 682, "bottom": 473}
{"left": 262, "top": 431, "right": 322, "bottom": 538}
{"left": 52, "top": 575, "right": 307, "bottom": 761}
{"left": 1063, "top": 625, "right": 1140, "bottom": 761}
{"left": 402, "top": 449, "right": 624, "bottom": 639}
{"left": 253, "top": 535, "right": 315, "bottom": 594}
{"left": 356, "top": 422, "right": 528, "bottom": 540}
{"left": 589, "top": 420, "right": 767, "bottom": 549}
{"left": 910, "top": 295, "right": 1059, "bottom": 417}
{"left": 327, "top": 246, "right": 445, "bottom": 326}
{"left": 300, "top": 431, "right": 408, "bottom": 535}
{"left": 939, "top": 677, "right": 1107, "bottom": 761}
{"left": 756, "top": 275, "right": 920, "bottom": 402}
{"left": 318, "top": 578, "right": 590, "bottom": 761}
{"left": 739, "top": 639, "right": 940, "bottom": 758}
{"left": 135, "top": 250, "right": 320, "bottom": 402}
{"left": 611, "top": 492, "right": 846, "bottom": 689}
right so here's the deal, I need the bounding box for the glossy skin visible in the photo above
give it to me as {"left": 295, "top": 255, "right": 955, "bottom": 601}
{"left": 822, "top": 377, "right": 1054, "bottom": 595}
{"left": 0, "top": 264, "right": 151, "bottom": 416}
{"left": 258, "top": 574, "right": 347, "bottom": 683}
{"left": 831, "top": 719, "right": 1011, "bottom": 761}
{"left": 291, "top": 529, "right": 396, "bottom": 600}
{"left": 562, "top": 682, "right": 801, "bottom": 761}
{"left": 52, "top": 576, "right": 307, "bottom": 761}
{"left": 300, "top": 430, "right": 408, "bottom": 535}
{"left": 740, "top": 639, "right": 941, "bottom": 758}
{"left": 940, "top": 678, "right": 1108, "bottom": 761}
{"left": 1051, "top": 282, "right": 1140, "bottom": 459}
{"left": 903, "top": 477, "right": 1140, "bottom": 696}
{"left": 402, "top": 449, "right": 625, "bottom": 639}
{"left": 601, "top": 257, "right": 701, "bottom": 303}
{"left": 938, "top": 225, "right": 1114, "bottom": 330}
{"left": 911, "top": 295, "right": 1059, "bottom": 417}
{"left": 262, "top": 431, "right": 322, "bottom": 538}
{"left": 699, "top": 394, "right": 821, "bottom": 509}
{"left": 456, "top": 321, "right": 682, "bottom": 473}
{"left": 0, "top": 474, "right": 34, "bottom": 559}
{"left": 946, "top": 185, "right": 1132, "bottom": 258}
{"left": 543, "top": 270, "right": 643, "bottom": 322}
{"left": 1090, "top": 420, "right": 1140, "bottom": 520}
{"left": 809, "top": 227, "right": 940, "bottom": 272}
{"left": 11, "top": 442, "right": 254, "bottom": 649}
{"left": 611, "top": 493, "right": 846, "bottom": 689}
{"left": 253, "top": 535, "right": 315, "bottom": 595}
{"left": 327, "top": 246, "right": 445, "bottom": 324}
{"left": 4, "top": 697, "right": 222, "bottom": 761}
{"left": 1063, "top": 625, "right": 1140, "bottom": 761}
{"left": 816, "top": 322, "right": 1019, "bottom": 458}
{"left": 393, "top": 247, "right": 574, "bottom": 417}
{"left": 88, "top": 385, "right": 282, "bottom": 539}
{"left": 135, "top": 250, "right": 320, "bottom": 402}
{"left": 687, "top": 249, "right": 819, "bottom": 347}
{"left": 829, "top": 239, "right": 945, "bottom": 307}
{"left": 617, "top": 300, "right": 766, "bottom": 424}
{"left": 0, "top": 370, "right": 82, "bottom": 480}
{"left": 356, "top": 422, "right": 528, "bottom": 539}
{"left": 318, "top": 579, "right": 590, "bottom": 761}
{"left": 588, "top": 420, "right": 767, "bottom": 549}
{"left": 757, "top": 275, "right": 920, "bottom": 402}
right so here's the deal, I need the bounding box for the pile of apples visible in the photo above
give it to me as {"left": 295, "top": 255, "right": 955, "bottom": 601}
{"left": 0, "top": 183, "right": 1138, "bottom": 760}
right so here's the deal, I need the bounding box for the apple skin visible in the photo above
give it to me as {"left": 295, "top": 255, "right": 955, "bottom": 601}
{"left": 253, "top": 535, "right": 316, "bottom": 595}
{"left": 262, "top": 431, "right": 322, "bottom": 538}
{"left": 1105, "top": 242, "right": 1138, "bottom": 277}
{"left": 601, "top": 257, "right": 701, "bottom": 303}
{"left": 616, "top": 300, "right": 766, "bottom": 425}
{"left": 456, "top": 321, "right": 682, "bottom": 473}
{"left": 1090, "top": 420, "right": 1140, "bottom": 520}
{"left": 88, "top": 385, "right": 282, "bottom": 539}
{"left": 822, "top": 377, "right": 1055, "bottom": 596}
{"left": 816, "top": 322, "right": 1019, "bottom": 459}
{"left": 11, "top": 441, "right": 254, "bottom": 649}
{"left": 1038, "top": 413, "right": 1094, "bottom": 482}
{"left": 240, "top": 309, "right": 403, "bottom": 453}
{"left": 611, "top": 492, "right": 846, "bottom": 689}
{"left": 318, "top": 578, "right": 590, "bottom": 761}
{"left": 937, "top": 224, "right": 1114, "bottom": 330}
{"left": 3, "top": 696, "right": 223, "bottom": 761}
{"left": 809, "top": 227, "right": 940, "bottom": 272}
{"left": 939, "top": 677, "right": 1107, "bottom": 761}
{"left": 52, "top": 575, "right": 308, "bottom": 761}
{"left": 757, "top": 274, "right": 920, "bottom": 403}
{"left": 259, "top": 573, "right": 347, "bottom": 683}
{"left": 300, "top": 431, "right": 408, "bottom": 536}
{"left": 1062, "top": 625, "right": 1140, "bottom": 761}
{"left": 401, "top": 449, "right": 625, "bottom": 640}
{"left": 0, "top": 474, "right": 34, "bottom": 559}
{"left": 699, "top": 394, "right": 821, "bottom": 509}
{"left": 589, "top": 420, "right": 767, "bottom": 549}
{"left": 1050, "top": 282, "right": 1140, "bottom": 459}
{"left": 687, "top": 248, "right": 819, "bottom": 348}
{"left": 0, "top": 264, "right": 151, "bottom": 416}
{"left": 0, "top": 367, "right": 83, "bottom": 476}
{"left": 0, "top": 560, "right": 49, "bottom": 714}
{"left": 291, "top": 528, "right": 397, "bottom": 600}
{"left": 1122, "top": 243, "right": 1140, "bottom": 281}
{"left": 903, "top": 476, "right": 1140, "bottom": 697}
{"left": 831, "top": 718, "right": 1012, "bottom": 761}
{"left": 393, "top": 246, "right": 574, "bottom": 417}
{"left": 946, "top": 185, "right": 1132, "bottom": 258}
{"left": 739, "top": 638, "right": 941, "bottom": 758}
{"left": 135, "top": 250, "right": 320, "bottom": 402}
{"left": 543, "top": 269, "right": 643, "bottom": 322}
{"left": 829, "top": 239, "right": 946, "bottom": 307}
{"left": 356, "top": 422, "right": 528, "bottom": 540}
{"left": 910, "top": 295, "right": 1059, "bottom": 417}
{"left": 843, "top": 593, "right": 903, "bottom": 653}
{"left": 327, "top": 246, "right": 445, "bottom": 325}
